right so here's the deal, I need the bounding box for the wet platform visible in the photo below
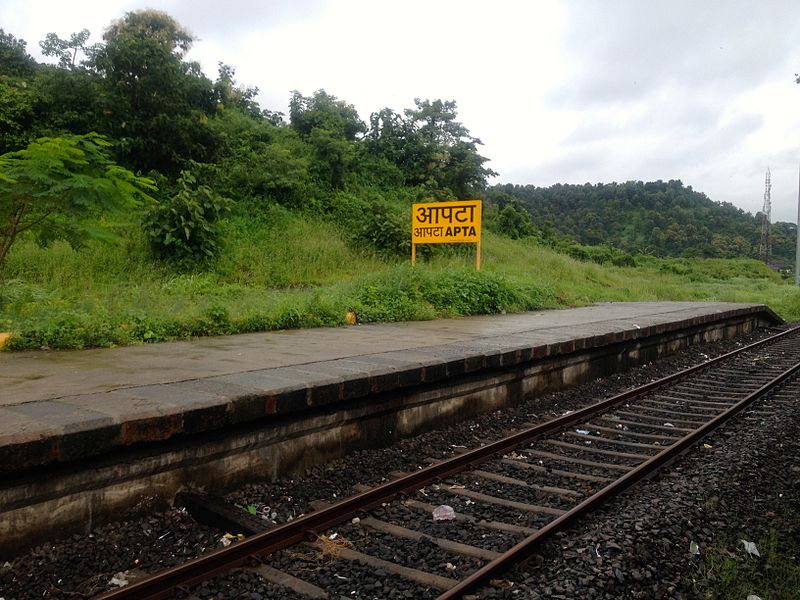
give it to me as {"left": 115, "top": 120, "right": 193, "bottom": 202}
{"left": 0, "top": 301, "right": 780, "bottom": 474}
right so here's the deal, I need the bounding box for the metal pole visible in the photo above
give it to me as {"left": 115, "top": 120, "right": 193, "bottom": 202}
{"left": 796, "top": 162, "right": 800, "bottom": 284}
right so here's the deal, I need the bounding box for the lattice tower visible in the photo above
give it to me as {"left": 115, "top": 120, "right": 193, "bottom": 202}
{"left": 758, "top": 168, "right": 772, "bottom": 262}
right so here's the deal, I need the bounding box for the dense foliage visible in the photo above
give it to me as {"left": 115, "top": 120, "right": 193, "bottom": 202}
{"left": 493, "top": 180, "right": 796, "bottom": 267}
{"left": 0, "top": 10, "right": 503, "bottom": 275}
{"left": 0, "top": 133, "right": 154, "bottom": 272}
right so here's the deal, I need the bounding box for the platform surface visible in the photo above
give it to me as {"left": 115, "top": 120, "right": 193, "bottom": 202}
{"left": 0, "top": 301, "right": 778, "bottom": 470}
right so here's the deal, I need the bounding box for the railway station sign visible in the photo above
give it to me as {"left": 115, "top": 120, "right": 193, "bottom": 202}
{"left": 411, "top": 200, "right": 482, "bottom": 269}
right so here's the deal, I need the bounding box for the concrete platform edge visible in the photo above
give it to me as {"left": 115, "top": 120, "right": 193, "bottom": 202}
{"left": 0, "top": 304, "right": 781, "bottom": 475}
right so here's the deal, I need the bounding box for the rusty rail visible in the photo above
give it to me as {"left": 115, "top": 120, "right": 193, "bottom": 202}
{"left": 96, "top": 324, "right": 800, "bottom": 600}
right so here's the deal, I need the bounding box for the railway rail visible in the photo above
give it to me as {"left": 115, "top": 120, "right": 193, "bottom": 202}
{"left": 96, "top": 324, "right": 800, "bottom": 600}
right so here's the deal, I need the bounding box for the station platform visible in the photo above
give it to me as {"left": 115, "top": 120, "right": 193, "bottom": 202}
{"left": 0, "top": 302, "right": 781, "bottom": 474}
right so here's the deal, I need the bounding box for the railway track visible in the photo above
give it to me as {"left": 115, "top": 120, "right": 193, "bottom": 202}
{"left": 95, "top": 324, "right": 800, "bottom": 600}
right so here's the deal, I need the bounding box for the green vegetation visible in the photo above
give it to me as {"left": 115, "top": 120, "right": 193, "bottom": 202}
{"left": 0, "top": 133, "right": 154, "bottom": 271}
{"left": 2, "top": 206, "right": 798, "bottom": 350}
{"left": 700, "top": 512, "right": 800, "bottom": 600}
{"left": 1, "top": 10, "right": 798, "bottom": 350}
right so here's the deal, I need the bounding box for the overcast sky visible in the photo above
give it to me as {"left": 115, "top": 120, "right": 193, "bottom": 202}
{"left": 3, "top": 0, "right": 800, "bottom": 221}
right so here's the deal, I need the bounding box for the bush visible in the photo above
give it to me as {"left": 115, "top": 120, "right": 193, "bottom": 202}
{"left": 144, "top": 169, "right": 232, "bottom": 266}
{"left": 354, "top": 202, "right": 411, "bottom": 258}
{"left": 558, "top": 242, "right": 636, "bottom": 267}
{"left": 424, "top": 269, "right": 530, "bottom": 315}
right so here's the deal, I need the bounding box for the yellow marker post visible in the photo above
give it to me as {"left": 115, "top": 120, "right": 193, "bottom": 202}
{"left": 411, "top": 200, "right": 482, "bottom": 270}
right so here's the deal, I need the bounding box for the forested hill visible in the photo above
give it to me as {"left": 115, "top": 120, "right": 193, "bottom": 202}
{"left": 492, "top": 180, "right": 796, "bottom": 265}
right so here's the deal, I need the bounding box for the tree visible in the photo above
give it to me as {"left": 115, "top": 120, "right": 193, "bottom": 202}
{"left": 0, "top": 31, "right": 38, "bottom": 153}
{"left": 0, "top": 76, "right": 36, "bottom": 153}
{"left": 367, "top": 98, "right": 495, "bottom": 198}
{"left": 104, "top": 9, "right": 194, "bottom": 56}
{"left": 39, "top": 29, "right": 101, "bottom": 69}
{"left": 288, "top": 90, "right": 365, "bottom": 189}
{"left": 289, "top": 90, "right": 366, "bottom": 141}
{"left": 0, "top": 30, "right": 37, "bottom": 77}
{"left": 90, "top": 10, "right": 217, "bottom": 174}
{"left": 0, "top": 133, "right": 155, "bottom": 274}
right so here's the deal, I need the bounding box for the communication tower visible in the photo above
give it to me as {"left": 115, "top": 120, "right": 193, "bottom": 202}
{"left": 758, "top": 168, "right": 772, "bottom": 262}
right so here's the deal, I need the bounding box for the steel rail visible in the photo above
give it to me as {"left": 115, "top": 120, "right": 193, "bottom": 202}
{"left": 436, "top": 352, "right": 800, "bottom": 599}
{"left": 95, "top": 324, "right": 800, "bottom": 600}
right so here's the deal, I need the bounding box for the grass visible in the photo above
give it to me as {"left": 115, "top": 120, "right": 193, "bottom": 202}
{"left": 700, "top": 517, "right": 800, "bottom": 599}
{"left": 1, "top": 204, "right": 799, "bottom": 350}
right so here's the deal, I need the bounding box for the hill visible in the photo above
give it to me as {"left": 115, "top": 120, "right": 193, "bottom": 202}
{"left": 492, "top": 180, "right": 797, "bottom": 267}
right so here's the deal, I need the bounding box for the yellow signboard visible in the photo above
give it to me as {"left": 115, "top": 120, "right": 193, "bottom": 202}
{"left": 411, "top": 200, "right": 482, "bottom": 270}
{"left": 412, "top": 200, "right": 481, "bottom": 244}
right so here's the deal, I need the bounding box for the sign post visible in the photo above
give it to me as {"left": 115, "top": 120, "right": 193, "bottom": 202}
{"left": 411, "top": 200, "right": 482, "bottom": 270}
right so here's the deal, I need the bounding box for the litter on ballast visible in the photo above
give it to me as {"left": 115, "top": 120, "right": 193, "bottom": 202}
{"left": 664, "top": 422, "right": 675, "bottom": 428}
{"left": 576, "top": 429, "right": 590, "bottom": 435}
{"left": 741, "top": 540, "right": 761, "bottom": 557}
{"left": 689, "top": 540, "right": 700, "bottom": 555}
{"left": 220, "top": 532, "right": 244, "bottom": 547}
{"left": 746, "top": 596, "right": 763, "bottom": 600}
{"left": 432, "top": 505, "right": 456, "bottom": 521}
{"left": 109, "top": 572, "right": 129, "bottom": 587}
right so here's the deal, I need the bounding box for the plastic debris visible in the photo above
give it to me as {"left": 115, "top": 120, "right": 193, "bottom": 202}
{"left": 664, "top": 422, "right": 675, "bottom": 428}
{"left": 703, "top": 443, "right": 713, "bottom": 449}
{"left": 741, "top": 540, "right": 761, "bottom": 557}
{"left": 576, "top": 429, "right": 590, "bottom": 435}
{"left": 446, "top": 562, "right": 457, "bottom": 570}
{"left": 746, "top": 596, "right": 763, "bottom": 600}
{"left": 432, "top": 505, "right": 456, "bottom": 521}
{"left": 109, "top": 572, "right": 129, "bottom": 587}
{"left": 220, "top": 532, "right": 244, "bottom": 547}
{"left": 351, "top": 517, "right": 361, "bottom": 525}
{"left": 329, "top": 532, "right": 339, "bottom": 540}
{"left": 689, "top": 541, "right": 700, "bottom": 555}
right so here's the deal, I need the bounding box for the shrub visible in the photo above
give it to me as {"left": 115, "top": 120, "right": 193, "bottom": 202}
{"left": 144, "top": 169, "right": 232, "bottom": 266}
{"left": 422, "top": 269, "right": 523, "bottom": 315}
